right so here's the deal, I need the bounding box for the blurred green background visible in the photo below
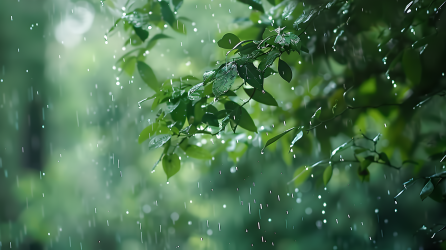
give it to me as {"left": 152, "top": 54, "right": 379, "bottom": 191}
{"left": 1, "top": 0, "right": 446, "bottom": 249}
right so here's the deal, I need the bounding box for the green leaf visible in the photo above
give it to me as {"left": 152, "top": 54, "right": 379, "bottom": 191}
{"left": 311, "top": 107, "right": 322, "bottom": 120}
{"left": 172, "top": 20, "right": 187, "bottom": 34}
{"left": 137, "top": 61, "right": 159, "bottom": 90}
{"left": 323, "top": 164, "right": 333, "bottom": 186}
{"left": 403, "top": 49, "right": 422, "bottom": 85}
{"left": 331, "top": 139, "right": 353, "bottom": 158}
{"left": 172, "top": 0, "right": 183, "bottom": 11}
{"left": 213, "top": 62, "right": 238, "bottom": 97}
{"left": 218, "top": 33, "right": 241, "bottom": 49}
{"left": 146, "top": 34, "right": 172, "bottom": 50}
{"left": 237, "top": 63, "right": 264, "bottom": 90}
{"left": 420, "top": 179, "right": 434, "bottom": 201}
{"left": 282, "top": 1, "right": 298, "bottom": 19}
{"left": 237, "top": 0, "right": 264, "bottom": 12}
{"left": 225, "top": 101, "right": 258, "bottom": 133}
{"left": 258, "top": 49, "right": 280, "bottom": 72}
{"left": 379, "top": 152, "right": 391, "bottom": 165}
{"left": 244, "top": 88, "right": 278, "bottom": 106}
{"left": 160, "top": 1, "right": 175, "bottom": 26}
{"left": 181, "top": 144, "right": 212, "bottom": 159}
{"left": 133, "top": 26, "right": 149, "bottom": 42}
{"left": 293, "top": 166, "right": 312, "bottom": 187}
{"left": 139, "top": 123, "right": 159, "bottom": 144}
{"left": 264, "top": 67, "right": 277, "bottom": 78}
{"left": 262, "top": 127, "right": 295, "bottom": 152}
{"left": 290, "top": 129, "right": 304, "bottom": 148}
{"left": 202, "top": 113, "right": 219, "bottom": 127}
{"left": 162, "top": 153, "right": 181, "bottom": 180}
{"left": 148, "top": 134, "right": 172, "bottom": 150}
{"left": 122, "top": 56, "right": 137, "bottom": 76}
{"left": 188, "top": 83, "right": 204, "bottom": 101}
{"left": 203, "top": 70, "right": 216, "bottom": 84}
{"left": 278, "top": 59, "right": 292, "bottom": 82}
{"left": 108, "top": 18, "right": 122, "bottom": 33}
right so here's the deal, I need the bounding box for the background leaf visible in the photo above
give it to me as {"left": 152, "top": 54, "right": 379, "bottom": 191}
{"left": 237, "top": 0, "right": 264, "bottom": 12}
{"left": 148, "top": 134, "right": 172, "bottom": 150}
{"left": 172, "top": 0, "right": 184, "bottom": 11}
{"left": 133, "top": 26, "right": 149, "bottom": 42}
{"left": 138, "top": 123, "right": 159, "bottom": 144}
{"left": 137, "top": 61, "right": 159, "bottom": 90}
{"left": 181, "top": 144, "right": 212, "bottom": 159}
{"left": 262, "top": 127, "right": 295, "bottom": 152}
{"left": 403, "top": 49, "right": 422, "bottom": 85}
{"left": 293, "top": 166, "right": 312, "bottom": 187}
{"left": 160, "top": 1, "right": 175, "bottom": 26}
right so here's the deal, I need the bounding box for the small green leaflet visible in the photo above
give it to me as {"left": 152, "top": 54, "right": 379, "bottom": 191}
{"left": 139, "top": 123, "right": 159, "bottom": 144}
{"left": 237, "top": 0, "right": 264, "bottom": 13}
{"left": 323, "top": 164, "right": 333, "bottom": 186}
{"left": 379, "top": 152, "right": 391, "bottom": 165}
{"left": 311, "top": 107, "right": 322, "bottom": 120}
{"left": 237, "top": 62, "right": 264, "bottom": 90}
{"left": 217, "top": 33, "right": 241, "bottom": 49}
{"left": 162, "top": 153, "right": 181, "bottom": 180}
{"left": 258, "top": 49, "right": 280, "bottom": 72}
{"left": 262, "top": 127, "right": 295, "bottom": 152}
{"left": 122, "top": 56, "right": 137, "bottom": 76}
{"left": 203, "top": 70, "right": 216, "bottom": 84}
{"left": 290, "top": 129, "right": 304, "bottom": 148}
{"left": 278, "top": 59, "right": 292, "bottom": 83}
{"left": 148, "top": 134, "right": 172, "bottom": 150}
{"left": 166, "top": 100, "right": 181, "bottom": 113}
{"left": 243, "top": 88, "right": 278, "bottom": 106}
{"left": 420, "top": 179, "right": 434, "bottom": 201}
{"left": 172, "top": 20, "right": 187, "bottom": 34}
{"left": 137, "top": 61, "right": 159, "bottom": 90}
{"left": 212, "top": 62, "right": 238, "bottom": 97}
{"left": 202, "top": 113, "right": 219, "bottom": 127}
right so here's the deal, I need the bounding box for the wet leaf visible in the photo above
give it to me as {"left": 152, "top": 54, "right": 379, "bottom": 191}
{"left": 218, "top": 33, "right": 241, "bottom": 49}
{"left": 282, "top": 1, "right": 298, "bottom": 19}
{"left": 133, "top": 26, "right": 149, "bottom": 42}
{"left": 264, "top": 67, "right": 277, "bottom": 78}
{"left": 213, "top": 62, "right": 238, "bottom": 97}
{"left": 290, "top": 129, "right": 304, "bottom": 148}
{"left": 148, "top": 134, "right": 172, "bottom": 150}
{"left": 237, "top": 0, "right": 264, "bottom": 13}
{"left": 244, "top": 88, "right": 278, "bottom": 106}
{"left": 403, "top": 49, "right": 422, "bottom": 85}
{"left": 323, "top": 164, "right": 333, "bottom": 186}
{"left": 311, "top": 107, "right": 321, "bottom": 120}
{"left": 137, "top": 61, "right": 159, "bottom": 90}
{"left": 188, "top": 83, "right": 204, "bottom": 101}
{"left": 237, "top": 62, "right": 264, "bottom": 90}
{"left": 139, "top": 123, "right": 159, "bottom": 144}
{"left": 331, "top": 139, "right": 353, "bottom": 158}
{"left": 162, "top": 153, "right": 180, "bottom": 180}
{"left": 278, "top": 59, "right": 292, "bottom": 82}
{"left": 420, "top": 179, "right": 434, "bottom": 201}
{"left": 203, "top": 70, "right": 216, "bottom": 84}
{"left": 258, "top": 49, "right": 280, "bottom": 72}
{"left": 262, "top": 127, "right": 295, "bottom": 152}
{"left": 293, "top": 166, "right": 312, "bottom": 187}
